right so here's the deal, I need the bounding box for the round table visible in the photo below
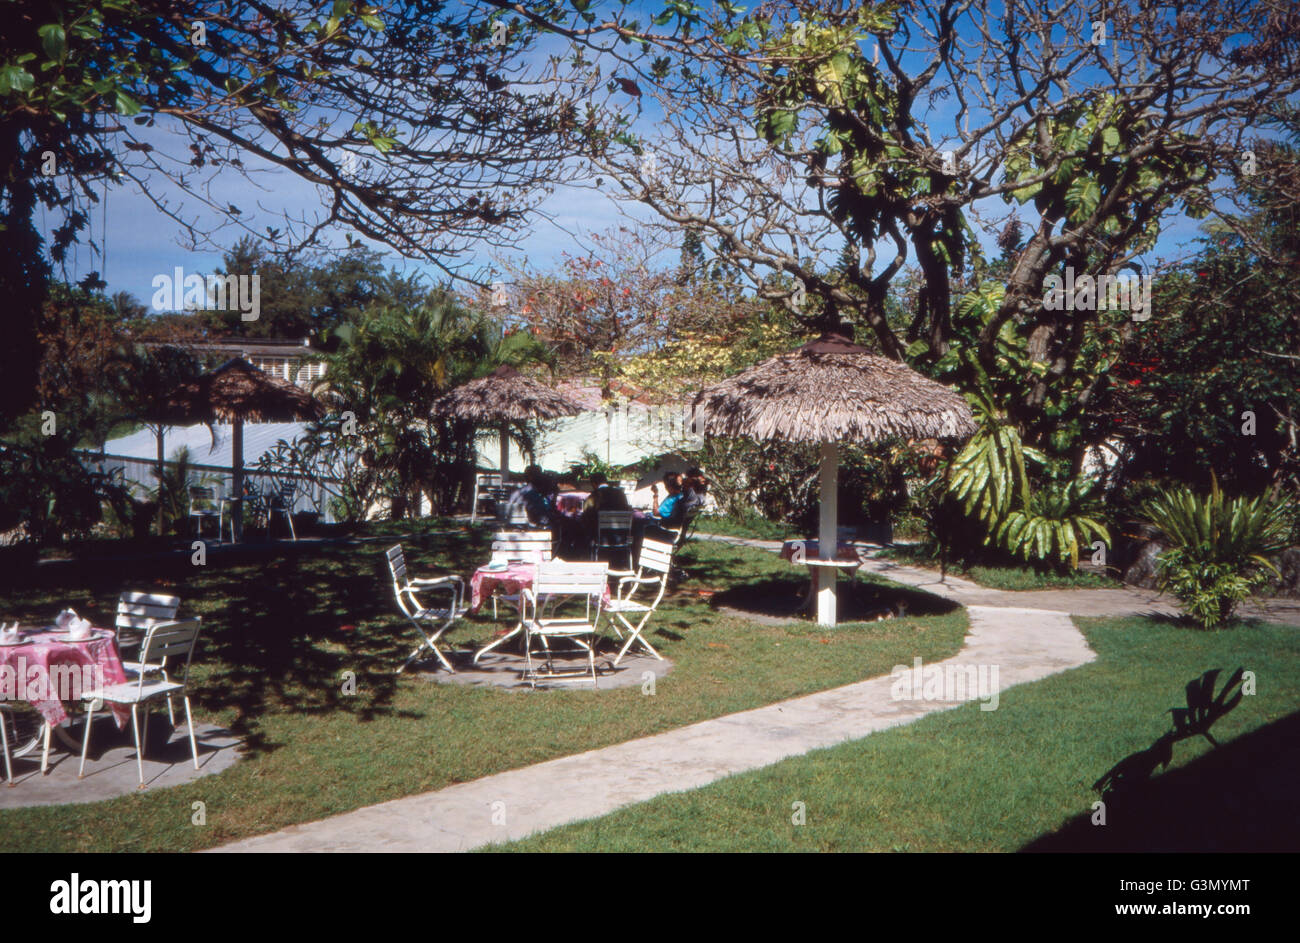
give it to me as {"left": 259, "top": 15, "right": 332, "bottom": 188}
{"left": 469, "top": 562, "right": 612, "bottom": 663}
{"left": 780, "top": 539, "right": 864, "bottom": 615}
{"left": 0, "top": 626, "right": 129, "bottom": 758}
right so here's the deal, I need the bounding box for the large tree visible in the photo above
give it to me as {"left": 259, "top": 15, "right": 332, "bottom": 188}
{"left": 554, "top": 0, "right": 1300, "bottom": 451}
{"left": 0, "top": 0, "right": 630, "bottom": 427}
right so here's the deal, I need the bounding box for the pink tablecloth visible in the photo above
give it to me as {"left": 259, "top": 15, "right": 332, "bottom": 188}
{"left": 469, "top": 563, "right": 612, "bottom": 614}
{"left": 0, "top": 627, "right": 129, "bottom": 728}
{"left": 779, "top": 539, "right": 862, "bottom": 566}
{"left": 556, "top": 492, "right": 589, "bottom": 516}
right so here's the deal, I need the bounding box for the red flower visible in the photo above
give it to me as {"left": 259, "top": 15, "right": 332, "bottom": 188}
{"left": 1128, "top": 379, "right": 1141, "bottom": 387}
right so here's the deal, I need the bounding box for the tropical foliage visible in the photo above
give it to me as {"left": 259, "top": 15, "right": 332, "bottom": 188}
{"left": 306, "top": 290, "right": 550, "bottom": 518}
{"left": 1143, "top": 476, "right": 1292, "bottom": 627}
{"left": 945, "top": 396, "right": 1109, "bottom": 570}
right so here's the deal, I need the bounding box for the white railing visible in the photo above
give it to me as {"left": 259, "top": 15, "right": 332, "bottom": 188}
{"left": 79, "top": 452, "right": 339, "bottom": 522}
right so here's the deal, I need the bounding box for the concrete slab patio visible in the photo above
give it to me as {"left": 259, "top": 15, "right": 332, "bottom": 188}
{"left": 212, "top": 605, "right": 1092, "bottom": 852}
{"left": 424, "top": 648, "right": 672, "bottom": 690}
{"left": 1, "top": 721, "right": 243, "bottom": 807}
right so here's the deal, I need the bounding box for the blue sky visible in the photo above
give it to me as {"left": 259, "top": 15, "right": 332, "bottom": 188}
{"left": 48, "top": 0, "right": 1222, "bottom": 312}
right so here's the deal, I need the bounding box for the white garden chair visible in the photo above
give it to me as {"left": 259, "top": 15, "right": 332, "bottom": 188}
{"left": 79, "top": 618, "right": 203, "bottom": 788}
{"left": 115, "top": 591, "right": 181, "bottom": 658}
{"left": 386, "top": 544, "right": 466, "bottom": 673}
{"left": 471, "top": 473, "right": 504, "bottom": 522}
{"left": 488, "top": 531, "right": 552, "bottom": 620}
{"left": 603, "top": 536, "right": 673, "bottom": 665}
{"left": 0, "top": 702, "right": 14, "bottom": 785}
{"left": 592, "top": 510, "right": 634, "bottom": 572}
{"left": 265, "top": 482, "right": 298, "bottom": 540}
{"left": 522, "top": 561, "right": 608, "bottom": 688}
{"left": 188, "top": 486, "right": 220, "bottom": 538}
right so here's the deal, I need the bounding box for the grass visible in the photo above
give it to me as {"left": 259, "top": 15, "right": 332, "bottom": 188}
{"left": 0, "top": 526, "right": 966, "bottom": 852}
{"left": 694, "top": 513, "right": 792, "bottom": 541}
{"left": 877, "top": 544, "right": 1120, "bottom": 591}
{"left": 492, "top": 614, "right": 1300, "bottom": 852}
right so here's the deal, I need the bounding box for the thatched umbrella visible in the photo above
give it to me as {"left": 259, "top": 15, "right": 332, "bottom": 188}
{"left": 430, "top": 365, "right": 584, "bottom": 481}
{"left": 691, "top": 333, "right": 977, "bottom": 626}
{"left": 168, "top": 358, "right": 323, "bottom": 542}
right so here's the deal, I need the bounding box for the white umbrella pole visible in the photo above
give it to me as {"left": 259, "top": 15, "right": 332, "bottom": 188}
{"left": 155, "top": 425, "right": 166, "bottom": 537}
{"left": 231, "top": 419, "right": 244, "bottom": 543}
{"left": 817, "top": 440, "right": 839, "bottom": 627}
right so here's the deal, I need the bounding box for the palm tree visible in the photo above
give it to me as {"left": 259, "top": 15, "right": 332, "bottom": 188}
{"left": 312, "top": 290, "right": 551, "bottom": 517}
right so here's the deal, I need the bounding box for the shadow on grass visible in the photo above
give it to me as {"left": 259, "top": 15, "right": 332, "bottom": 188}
{"left": 709, "top": 576, "right": 959, "bottom": 622}
{"left": 2, "top": 527, "right": 491, "bottom": 760}
{"left": 1023, "top": 709, "right": 1300, "bottom": 852}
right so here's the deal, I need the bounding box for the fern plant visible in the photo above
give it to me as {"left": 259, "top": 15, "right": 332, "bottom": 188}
{"left": 1142, "top": 476, "right": 1291, "bottom": 627}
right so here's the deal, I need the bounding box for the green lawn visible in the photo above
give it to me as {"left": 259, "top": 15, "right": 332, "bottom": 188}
{"left": 877, "top": 544, "right": 1119, "bottom": 590}
{"left": 0, "top": 528, "right": 966, "bottom": 852}
{"left": 492, "top": 615, "right": 1300, "bottom": 852}
{"left": 693, "top": 513, "right": 792, "bottom": 541}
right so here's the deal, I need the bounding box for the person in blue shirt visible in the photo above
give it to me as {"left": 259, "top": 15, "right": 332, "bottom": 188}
{"left": 655, "top": 473, "right": 683, "bottom": 521}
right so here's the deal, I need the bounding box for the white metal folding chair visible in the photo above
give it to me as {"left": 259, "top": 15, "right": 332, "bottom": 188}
{"left": 471, "top": 473, "right": 504, "bottom": 523}
{"left": 592, "top": 511, "right": 634, "bottom": 571}
{"left": 188, "top": 486, "right": 220, "bottom": 538}
{"left": 488, "top": 531, "right": 553, "bottom": 620}
{"left": 115, "top": 591, "right": 180, "bottom": 657}
{"left": 386, "top": 544, "right": 466, "bottom": 673}
{"left": 79, "top": 618, "right": 203, "bottom": 788}
{"left": 603, "top": 537, "right": 672, "bottom": 665}
{"left": 0, "top": 703, "right": 13, "bottom": 786}
{"left": 522, "top": 561, "right": 608, "bottom": 688}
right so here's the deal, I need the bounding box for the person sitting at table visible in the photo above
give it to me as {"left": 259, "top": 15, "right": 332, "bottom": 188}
{"left": 581, "top": 472, "right": 630, "bottom": 515}
{"left": 663, "top": 470, "right": 707, "bottom": 532}
{"left": 634, "top": 472, "right": 683, "bottom": 563}
{"left": 653, "top": 472, "right": 683, "bottom": 521}
{"left": 579, "top": 472, "right": 631, "bottom": 557}
{"left": 512, "top": 465, "right": 558, "bottom": 528}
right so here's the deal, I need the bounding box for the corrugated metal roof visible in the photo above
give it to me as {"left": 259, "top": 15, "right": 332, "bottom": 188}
{"left": 102, "top": 422, "right": 309, "bottom": 470}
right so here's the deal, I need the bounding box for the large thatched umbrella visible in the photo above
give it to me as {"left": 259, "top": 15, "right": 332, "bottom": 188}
{"left": 431, "top": 365, "right": 584, "bottom": 481}
{"left": 691, "top": 333, "right": 977, "bottom": 626}
{"left": 168, "top": 358, "right": 323, "bottom": 542}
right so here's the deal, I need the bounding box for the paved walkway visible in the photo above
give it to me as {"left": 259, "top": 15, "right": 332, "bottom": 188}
{"left": 214, "top": 604, "right": 1091, "bottom": 852}
{"left": 696, "top": 533, "right": 1300, "bottom": 626}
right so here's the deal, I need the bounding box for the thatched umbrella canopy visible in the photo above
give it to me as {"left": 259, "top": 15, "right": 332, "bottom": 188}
{"left": 169, "top": 358, "right": 324, "bottom": 542}
{"left": 691, "top": 333, "right": 977, "bottom": 625}
{"left": 431, "top": 365, "right": 584, "bottom": 480}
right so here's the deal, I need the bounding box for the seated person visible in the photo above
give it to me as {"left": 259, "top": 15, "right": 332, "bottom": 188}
{"left": 635, "top": 472, "right": 682, "bottom": 563}
{"left": 663, "top": 470, "right": 707, "bottom": 531}
{"left": 516, "top": 464, "right": 558, "bottom": 528}
{"left": 578, "top": 472, "right": 631, "bottom": 557}
{"left": 653, "top": 472, "right": 683, "bottom": 521}
{"left": 582, "top": 472, "right": 630, "bottom": 515}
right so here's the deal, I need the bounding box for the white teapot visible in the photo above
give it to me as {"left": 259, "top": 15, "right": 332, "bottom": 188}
{"left": 55, "top": 608, "right": 78, "bottom": 631}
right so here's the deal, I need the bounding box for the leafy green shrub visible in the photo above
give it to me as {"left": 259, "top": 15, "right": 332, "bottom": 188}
{"left": 1142, "top": 476, "right": 1292, "bottom": 628}
{"left": 945, "top": 403, "right": 1110, "bottom": 570}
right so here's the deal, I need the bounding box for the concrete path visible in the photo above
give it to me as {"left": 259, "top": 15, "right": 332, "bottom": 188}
{"left": 213, "top": 606, "right": 1091, "bottom": 852}
{"left": 696, "top": 533, "right": 1300, "bottom": 626}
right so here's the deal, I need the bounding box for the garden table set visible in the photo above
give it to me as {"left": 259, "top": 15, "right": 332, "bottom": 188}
{"left": 468, "top": 560, "right": 612, "bottom": 665}
{"left": 1, "top": 598, "right": 204, "bottom": 786}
